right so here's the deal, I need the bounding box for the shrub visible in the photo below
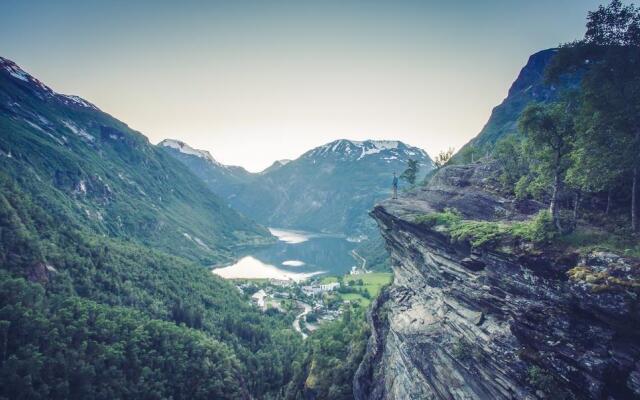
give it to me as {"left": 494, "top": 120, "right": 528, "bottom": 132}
{"left": 414, "top": 208, "right": 462, "bottom": 228}
{"left": 511, "top": 210, "right": 556, "bottom": 243}
{"left": 449, "top": 220, "right": 509, "bottom": 247}
{"left": 415, "top": 210, "right": 556, "bottom": 248}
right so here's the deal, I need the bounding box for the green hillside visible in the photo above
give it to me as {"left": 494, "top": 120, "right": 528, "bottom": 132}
{"left": 0, "top": 57, "right": 298, "bottom": 399}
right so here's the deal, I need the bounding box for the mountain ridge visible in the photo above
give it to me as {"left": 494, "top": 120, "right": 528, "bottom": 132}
{"left": 160, "top": 136, "right": 434, "bottom": 238}
{"left": 0, "top": 55, "right": 273, "bottom": 264}
{"left": 454, "top": 48, "right": 581, "bottom": 160}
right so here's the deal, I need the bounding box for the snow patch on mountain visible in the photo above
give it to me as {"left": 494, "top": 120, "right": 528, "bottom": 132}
{"left": 58, "top": 94, "right": 99, "bottom": 110}
{"left": 1, "top": 57, "right": 98, "bottom": 110}
{"left": 61, "top": 120, "right": 95, "bottom": 142}
{"left": 182, "top": 232, "right": 211, "bottom": 251}
{"left": 24, "top": 119, "right": 65, "bottom": 145}
{"left": 304, "top": 139, "right": 429, "bottom": 163}
{"left": 160, "top": 139, "right": 225, "bottom": 167}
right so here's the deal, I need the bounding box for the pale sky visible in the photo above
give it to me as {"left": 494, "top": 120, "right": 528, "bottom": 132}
{"left": 1, "top": 0, "right": 605, "bottom": 171}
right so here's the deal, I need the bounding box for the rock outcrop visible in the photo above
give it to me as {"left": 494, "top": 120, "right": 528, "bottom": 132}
{"left": 454, "top": 48, "right": 581, "bottom": 161}
{"left": 355, "top": 162, "right": 640, "bottom": 400}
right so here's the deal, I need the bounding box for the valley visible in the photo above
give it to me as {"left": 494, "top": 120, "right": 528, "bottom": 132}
{"left": 2, "top": 1, "right": 640, "bottom": 399}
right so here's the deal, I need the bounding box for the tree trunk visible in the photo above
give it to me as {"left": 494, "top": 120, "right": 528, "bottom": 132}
{"left": 573, "top": 190, "right": 581, "bottom": 221}
{"left": 550, "top": 164, "right": 562, "bottom": 232}
{"left": 605, "top": 188, "right": 612, "bottom": 215}
{"left": 549, "top": 171, "right": 562, "bottom": 231}
{"left": 633, "top": 166, "right": 638, "bottom": 233}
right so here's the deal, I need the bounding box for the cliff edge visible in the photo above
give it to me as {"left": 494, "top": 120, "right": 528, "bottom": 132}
{"left": 355, "top": 162, "right": 640, "bottom": 399}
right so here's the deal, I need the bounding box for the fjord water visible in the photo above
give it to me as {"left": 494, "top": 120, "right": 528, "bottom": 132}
{"left": 212, "top": 228, "right": 359, "bottom": 281}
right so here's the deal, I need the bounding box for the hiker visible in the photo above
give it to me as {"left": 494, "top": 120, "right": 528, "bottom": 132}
{"left": 392, "top": 172, "right": 398, "bottom": 199}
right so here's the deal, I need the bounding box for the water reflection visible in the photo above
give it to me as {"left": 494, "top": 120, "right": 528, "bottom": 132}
{"left": 212, "top": 228, "right": 358, "bottom": 281}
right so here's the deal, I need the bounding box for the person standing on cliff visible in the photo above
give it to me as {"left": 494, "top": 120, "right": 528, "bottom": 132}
{"left": 392, "top": 172, "right": 398, "bottom": 199}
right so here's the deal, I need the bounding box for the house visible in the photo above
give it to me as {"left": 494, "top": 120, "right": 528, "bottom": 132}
{"left": 319, "top": 282, "right": 340, "bottom": 291}
{"left": 302, "top": 282, "right": 340, "bottom": 296}
{"left": 270, "top": 278, "right": 293, "bottom": 287}
{"left": 251, "top": 289, "right": 267, "bottom": 309}
{"left": 302, "top": 286, "right": 321, "bottom": 296}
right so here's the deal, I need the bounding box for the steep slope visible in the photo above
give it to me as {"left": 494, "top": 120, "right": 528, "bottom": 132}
{"left": 355, "top": 162, "right": 640, "bottom": 399}
{"left": 237, "top": 139, "right": 434, "bottom": 236}
{"left": 455, "top": 49, "right": 580, "bottom": 160}
{"left": 159, "top": 139, "right": 255, "bottom": 202}
{"left": 0, "top": 57, "right": 272, "bottom": 265}
{"left": 0, "top": 57, "right": 299, "bottom": 399}
{"left": 162, "top": 138, "right": 434, "bottom": 238}
{"left": 261, "top": 159, "right": 292, "bottom": 174}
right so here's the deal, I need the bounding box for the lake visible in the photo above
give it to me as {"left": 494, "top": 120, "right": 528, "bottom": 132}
{"left": 212, "top": 228, "right": 359, "bottom": 281}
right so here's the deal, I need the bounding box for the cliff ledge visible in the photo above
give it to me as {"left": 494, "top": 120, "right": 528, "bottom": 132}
{"left": 355, "top": 162, "right": 640, "bottom": 400}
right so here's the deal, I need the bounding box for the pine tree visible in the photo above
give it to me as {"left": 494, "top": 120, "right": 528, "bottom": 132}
{"left": 400, "top": 159, "right": 419, "bottom": 186}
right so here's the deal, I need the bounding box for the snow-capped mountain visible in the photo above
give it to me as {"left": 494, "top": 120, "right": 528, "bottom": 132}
{"left": 0, "top": 56, "right": 272, "bottom": 263}
{"left": 1, "top": 56, "right": 99, "bottom": 110}
{"left": 303, "top": 139, "right": 432, "bottom": 168}
{"left": 159, "top": 139, "right": 253, "bottom": 201}
{"left": 162, "top": 138, "right": 433, "bottom": 238}
{"left": 160, "top": 139, "right": 225, "bottom": 167}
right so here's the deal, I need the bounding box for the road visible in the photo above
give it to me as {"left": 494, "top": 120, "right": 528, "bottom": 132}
{"left": 292, "top": 300, "right": 312, "bottom": 339}
{"left": 351, "top": 250, "right": 368, "bottom": 273}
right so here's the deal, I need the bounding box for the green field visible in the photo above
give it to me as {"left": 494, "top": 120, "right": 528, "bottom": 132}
{"left": 337, "top": 272, "right": 393, "bottom": 307}
{"left": 320, "top": 276, "right": 339, "bottom": 284}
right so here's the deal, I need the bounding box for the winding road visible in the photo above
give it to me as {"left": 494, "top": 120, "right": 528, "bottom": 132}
{"left": 351, "top": 250, "right": 368, "bottom": 273}
{"left": 292, "top": 300, "right": 312, "bottom": 339}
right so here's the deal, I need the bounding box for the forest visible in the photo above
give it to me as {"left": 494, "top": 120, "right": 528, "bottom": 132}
{"left": 451, "top": 0, "right": 640, "bottom": 255}
{"left": 1, "top": 1, "right": 639, "bottom": 399}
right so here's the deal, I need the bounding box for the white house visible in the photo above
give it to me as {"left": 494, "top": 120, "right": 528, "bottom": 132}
{"left": 251, "top": 289, "right": 267, "bottom": 309}
{"left": 319, "top": 282, "right": 340, "bottom": 291}
{"left": 302, "top": 282, "right": 340, "bottom": 296}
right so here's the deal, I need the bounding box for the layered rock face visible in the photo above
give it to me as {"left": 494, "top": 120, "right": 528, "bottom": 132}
{"left": 355, "top": 163, "right": 640, "bottom": 399}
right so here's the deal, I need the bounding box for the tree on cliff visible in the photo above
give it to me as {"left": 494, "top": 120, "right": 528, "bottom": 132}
{"left": 434, "top": 148, "right": 454, "bottom": 169}
{"left": 519, "top": 102, "right": 576, "bottom": 231}
{"left": 400, "top": 158, "right": 419, "bottom": 186}
{"left": 547, "top": 0, "right": 640, "bottom": 231}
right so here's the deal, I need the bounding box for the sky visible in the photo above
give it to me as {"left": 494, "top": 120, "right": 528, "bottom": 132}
{"left": 1, "top": 0, "right": 606, "bottom": 171}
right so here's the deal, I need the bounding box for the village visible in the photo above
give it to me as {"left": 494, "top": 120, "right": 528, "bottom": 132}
{"left": 236, "top": 271, "right": 392, "bottom": 337}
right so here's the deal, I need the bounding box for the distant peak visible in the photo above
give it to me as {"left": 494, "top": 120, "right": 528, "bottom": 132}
{"left": 0, "top": 56, "right": 98, "bottom": 110}
{"left": 304, "top": 138, "right": 430, "bottom": 162}
{"left": 1, "top": 56, "right": 53, "bottom": 94}
{"left": 159, "top": 139, "right": 223, "bottom": 167}
{"left": 260, "top": 158, "right": 292, "bottom": 174}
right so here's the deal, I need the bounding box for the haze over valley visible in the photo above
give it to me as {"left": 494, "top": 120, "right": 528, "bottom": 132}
{"left": 1, "top": 1, "right": 640, "bottom": 400}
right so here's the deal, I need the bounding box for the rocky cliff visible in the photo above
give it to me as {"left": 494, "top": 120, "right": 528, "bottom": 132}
{"left": 355, "top": 162, "right": 640, "bottom": 399}
{"left": 454, "top": 48, "right": 581, "bottom": 161}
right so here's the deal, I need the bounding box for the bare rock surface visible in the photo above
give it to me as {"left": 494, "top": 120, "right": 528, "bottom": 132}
{"left": 354, "top": 162, "right": 640, "bottom": 400}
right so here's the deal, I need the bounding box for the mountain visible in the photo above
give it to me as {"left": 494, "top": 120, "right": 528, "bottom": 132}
{"left": 159, "top": 138, "right": 254, "bottom": 202}
{"left": 0, "top": 57, "right": 299, "bottom": 399}
{"left": 161, "top": 138, "right": 434, "bottom": 239}
{"left": 261, "top": 159, "right": 291, "bottom": 174}
{"left": 454, "top": 49, "right": 581, "bottom": 160}
{"left": 0, "top": 57, "right": 272, "bottom": 265}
